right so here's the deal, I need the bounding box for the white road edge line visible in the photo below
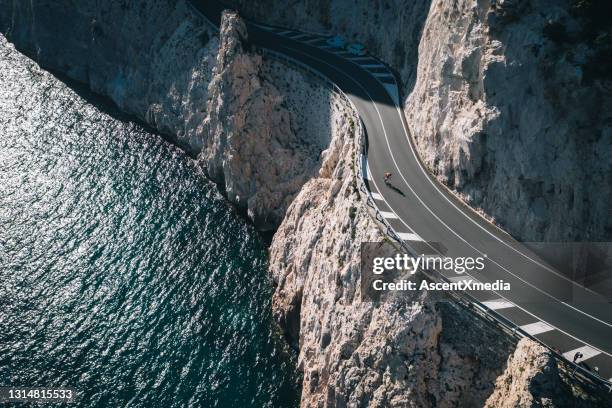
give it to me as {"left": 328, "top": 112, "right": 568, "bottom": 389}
{"left": 389, "top": 103, "right": 612, "bottom": 328}
{"left": 274, "top": 42, "right": 612, "bottom": 358}
{"left": 356, "top": 70, "right": 612, "bottom": 329}
{"left": 392, "top": 97, "right": 603, "bottom": 297}
{"left": 380, "top": 211, "right": 398, "bottom": 219}
{"left": 371, "top": 192, "right": 384, "bottom": 200}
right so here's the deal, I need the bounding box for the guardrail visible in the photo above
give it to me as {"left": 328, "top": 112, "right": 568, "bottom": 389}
{"left": 188, "top": 1, "right": 612, "bottom": 395}
{"left": 260, "top": 50, "right": 411, "bottom": 248}
{"left": 352, "top": 108, "right": 612, "bottom": 393}
{"left": 262, "top": 44, "right": 612, "bottom": 394}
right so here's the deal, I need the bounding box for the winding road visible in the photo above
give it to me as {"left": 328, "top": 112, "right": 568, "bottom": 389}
{"left": 191, "top": 0, "right": 612, "bottom": 389}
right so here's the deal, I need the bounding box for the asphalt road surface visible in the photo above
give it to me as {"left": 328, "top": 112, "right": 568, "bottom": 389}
{"left": 190, "top": 0, "right": 612, "bottom": 386}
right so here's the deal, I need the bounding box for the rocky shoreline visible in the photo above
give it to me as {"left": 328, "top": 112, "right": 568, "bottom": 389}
{"left": 1, "top": 0, "right": 609, "bottom": 406}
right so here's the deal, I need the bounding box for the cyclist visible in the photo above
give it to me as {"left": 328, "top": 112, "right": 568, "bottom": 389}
{"left": 384, "top": 172, "right": 392, "bottom": 184}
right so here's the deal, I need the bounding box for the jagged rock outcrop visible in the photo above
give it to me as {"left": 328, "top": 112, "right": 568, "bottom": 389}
{"left": 0, "top": 2, "right": 338, "bottom": 230}
{"left": 226, "top": 0, "right": 432, "bottom": 92}
{"left": 270, "top": 98, "right": 515, "bottom": 406}
{"left": 3, "top": 1, "right": 610, "bottom": 406}
{"left": 200, "top": 11, "right": 330, "bottom": 230}
{"left": 484, "top": 338, "right": 588, "bottom": 408}
{"left": 226, "top": 0, "right": 612, "bottom": 246}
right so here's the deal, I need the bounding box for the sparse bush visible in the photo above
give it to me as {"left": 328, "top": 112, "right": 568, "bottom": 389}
{"left": 348, "top": 206, "right": 357, "bottom": 220}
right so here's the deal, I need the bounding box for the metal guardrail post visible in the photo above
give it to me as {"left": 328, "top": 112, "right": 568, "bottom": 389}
{"left": 187, "top": 1, "right": 611, "bottom": 392}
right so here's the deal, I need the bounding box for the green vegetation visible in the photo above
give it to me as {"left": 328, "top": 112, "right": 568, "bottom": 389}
{"left": 348, "top": 206, "right": 357, "bottom": 220}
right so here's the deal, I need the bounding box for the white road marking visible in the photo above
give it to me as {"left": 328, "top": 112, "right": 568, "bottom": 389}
{"left": 380, "top": 211, "right": 398, "bottom": 219}
{"left": 304, "top": 38, "right": 321, "bottom": 44}
{"left": 563, "top": 346, "right": 601, "bottom": 362}
{"left": 389, "top": 82, "right": 605, "bottom": 301}
{"left": 520, "top": 321, "right": 554, "bottom": 336}
{"left": 271, "top": 43, "right": 612, "bottom": 359}
{"left": 371, "top": 192, "right": 384, "bottom": 201}
{"left": 191, "top": 3, "right": 612, "bottom": 376}
{"left": 396, "top": 232, "right": 423, "bottom": 241}
{"left": 382, "top": 92, "right": 612, "bottom": 330}
{"left": 363, "top": 157, "right": 372, "bottom": 181}
{"left": 481, "top": 299, "right": 515, "bottom": 310}
{"left": 277, "top": 30, "right": 294, "bottom": 36}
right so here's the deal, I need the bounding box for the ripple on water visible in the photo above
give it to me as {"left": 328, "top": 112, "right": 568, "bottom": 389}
{"left": 0, "top": 36, "right": 300, "bottom": 407}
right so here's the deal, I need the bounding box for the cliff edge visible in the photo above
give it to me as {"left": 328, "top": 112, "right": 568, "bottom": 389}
{"left": 1, "top": 1, "right": 609, "bottom": 406}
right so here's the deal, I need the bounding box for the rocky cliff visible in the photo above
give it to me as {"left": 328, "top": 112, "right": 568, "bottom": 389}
{"left": 1, "top": 0, "right": 609, "bottom": 407}
{"left": 0, "top": 0, "right": 220, "bottom": 154}
{"left": 266, "top": 72, "right": 517, "bottom": 405}
{"left": 0, "top": 0, "right": 338, "bottom": 230}
{"left": 200, "top": 12, "right": 335, "bottom": 230}
{"left": 484, "top": 338, "right": 598, "bottom": 408}
{"left": 406, "top": 0, "right": 612, "bottom": 244}
{"left": 227, "top": 0, "right": 612, "bottom": 242}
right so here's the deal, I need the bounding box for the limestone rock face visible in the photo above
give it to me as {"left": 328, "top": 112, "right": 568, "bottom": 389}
{"left": 0, "top": 0, "right": 218, "bottom": 154}
{"left": 199, "top": 11, "right": 327, "bottom": 230}
{"left": 405, "top": 0, "right": 612, "bottom": 243}
{"left": 3, "top": 1, "right": 610, "bottom": 406}
{"left": 225, "top": 0, "right": 432, "bottom": 91}
{"left": 227, "top": 0, "right": 612, "bottom": 243}
{"left": 270, "top": 104, "right": 514, "bottom": 407}
{"left": 484, "top": 338, "right": 581, "bottom": 408}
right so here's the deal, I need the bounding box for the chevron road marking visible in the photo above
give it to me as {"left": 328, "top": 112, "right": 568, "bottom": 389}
{"left": 396, "top": 232, "right": 423, "bottom": 241}
{"left": 563, "top": 346, "right": 601, "bottom": 362}
{"left": 481, "top": 299, "right": 515, "bottom": 310}
{"left": 521, "top": 321, "right": 554, "bottom": 336}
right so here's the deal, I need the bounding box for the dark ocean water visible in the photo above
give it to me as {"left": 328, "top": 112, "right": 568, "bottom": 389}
{"left": 0, "top": 38, "right": 300, "bottom": 407}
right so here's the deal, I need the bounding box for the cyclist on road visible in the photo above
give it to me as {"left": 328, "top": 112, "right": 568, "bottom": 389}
{"left": 384, "top": 172, "right": 392, "bottom": 184}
